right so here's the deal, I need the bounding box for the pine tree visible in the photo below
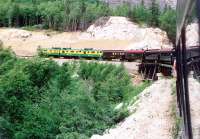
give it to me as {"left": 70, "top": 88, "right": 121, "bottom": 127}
{"left": 149, "top": 0, "right": 160, "bottom": 26}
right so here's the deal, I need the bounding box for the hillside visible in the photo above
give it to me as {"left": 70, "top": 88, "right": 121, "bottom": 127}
{"left": 91, "top": 79, "right": 174, "bottom": 139}
{"left": 0, "top": 17, "right": 172, "bottom": 56}
{"left": 101, "top": 0, "right": 176, "bottom": 9}
{"left": 0, "top": 0, "right": 176, "bottom": 43}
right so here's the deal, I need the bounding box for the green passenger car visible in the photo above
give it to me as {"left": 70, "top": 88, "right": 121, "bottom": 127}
{"left": 39, "top": 47, "right": 103, "bottom": 59}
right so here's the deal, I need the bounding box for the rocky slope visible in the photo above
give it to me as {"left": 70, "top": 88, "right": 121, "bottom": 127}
{"left": 91, "top": 79, "right": 174, "bottom": 139}
{"left": 81, "top": 16, "right": 172, "bottom": 50}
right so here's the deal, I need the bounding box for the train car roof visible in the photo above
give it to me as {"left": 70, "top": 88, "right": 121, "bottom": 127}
{"left": 125, "top": 50, "right": 145, "bottom": 53}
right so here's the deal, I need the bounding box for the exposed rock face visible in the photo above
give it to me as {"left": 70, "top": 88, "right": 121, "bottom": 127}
{"left": 186, "top": 23, "right": 199, "bottom": 47}
{"left": 81, "top": 16, "right": 172, "bottom": 50}
{"left": 81, "top": 17, "right": 141, "bottom": 40}
{"left": 127, "top": 27, "right": 172, "bottom": 50}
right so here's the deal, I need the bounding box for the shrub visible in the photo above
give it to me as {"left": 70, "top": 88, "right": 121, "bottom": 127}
{"left": 0, "top": 48, "right": 147, "bottom": 138}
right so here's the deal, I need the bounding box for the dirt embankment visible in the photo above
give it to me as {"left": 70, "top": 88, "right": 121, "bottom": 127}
{"left": 91, "top": 79, "right": 174, "bottom": 139}
{"left": 189, "top": 78, "right": 200, "bottom": 139}
{"left": 81, "top": 16, "right": 172, "bottom": 50}
{"left": 0, "top": 16, "right": 172, "bottom": 56}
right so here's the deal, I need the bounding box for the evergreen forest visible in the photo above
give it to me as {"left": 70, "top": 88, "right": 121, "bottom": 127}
{"left": 0, "top": 0, "right": 176, "bottom": 42}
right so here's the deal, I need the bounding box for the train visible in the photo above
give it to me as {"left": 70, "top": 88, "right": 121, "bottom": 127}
{"left": 38, "top": 46, "right": 200, "bottom": 80}
{"left": 38, "top": 46, "right": 200, "bottom": 63}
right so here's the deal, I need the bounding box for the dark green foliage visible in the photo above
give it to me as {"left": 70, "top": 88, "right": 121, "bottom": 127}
{"left": 149, "top": 0, "right": 160, "bottom": 26}
{"left": 0, "top": 46, "right": 15, "bottom": 65}
{"left": 0, "top": 0, "right": 110, "bottom": 31}
{"left": 131, "top": 5, "right": 151, "bottom": 24}
{"left": 159, "top": 8, "right": 176, "bottom": 43}
{"left": 56, "top": 132, "right": 88, "bottom": 139}
{"left": 0, "top": 117, "right": 13, "bottom": 139}
{"left": 112, "top": 3, "right": 132, "bottom": 17}
{"left": 0, "top": 48, "right": 147, "bottom": 139}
